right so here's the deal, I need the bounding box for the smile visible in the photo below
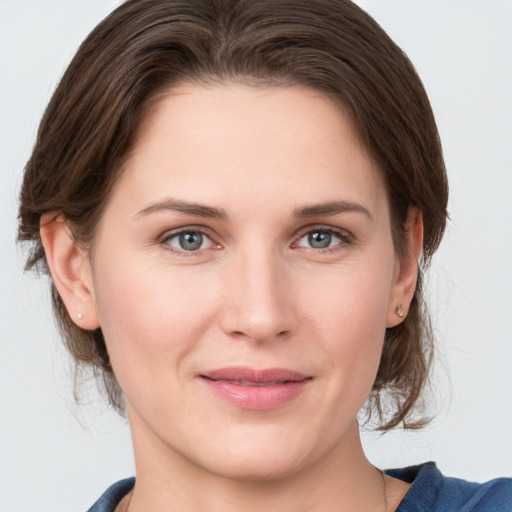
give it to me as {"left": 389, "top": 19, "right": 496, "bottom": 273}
{"left": 211, "top": 379, "right": 293, "bottom": 386}
{"left": 199, "top": 367, "right": 312, "bottom": 410}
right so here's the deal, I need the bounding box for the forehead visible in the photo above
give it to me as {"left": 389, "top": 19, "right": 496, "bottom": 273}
{"left": 113, "top": 83, "right": 387, "bottom": 219}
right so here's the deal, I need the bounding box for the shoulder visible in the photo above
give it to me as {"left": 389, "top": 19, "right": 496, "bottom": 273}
{"left": 387, "top": 462, "right": 512, "bottom": 512}
{"left": 86, "top": 477, "right": 135, "bottom": 512}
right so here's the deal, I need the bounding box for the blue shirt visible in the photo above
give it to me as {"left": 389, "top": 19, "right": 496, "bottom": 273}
{"left": 87, "top": 462, "right": 512, "bottom": 511}
{"left": 389, "top": 463, "right": 512, "bottom": 511}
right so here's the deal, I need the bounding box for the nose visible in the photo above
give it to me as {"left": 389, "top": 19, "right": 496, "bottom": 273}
{"left": 220, "top": 248, "right": 297, "bottom": 343}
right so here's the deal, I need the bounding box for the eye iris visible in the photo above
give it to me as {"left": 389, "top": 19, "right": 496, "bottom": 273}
{"left": 308, "top": 231, "right": 331, "bottom": 249}
{"left": 179, "top": 232, "right": 203, "bottom": 251}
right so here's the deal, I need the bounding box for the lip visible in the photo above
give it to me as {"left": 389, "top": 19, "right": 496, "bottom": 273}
{"left": 199, "top": 366, "right": 312, "bottom": 410}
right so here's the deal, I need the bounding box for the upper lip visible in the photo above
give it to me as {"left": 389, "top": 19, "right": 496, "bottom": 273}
{"left": 200, "top": 366, "right": 310, "bottom": 383}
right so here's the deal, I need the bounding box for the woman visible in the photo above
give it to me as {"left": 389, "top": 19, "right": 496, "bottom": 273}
{"left": 15, "top": 0, "right": 511, "bottom": 510}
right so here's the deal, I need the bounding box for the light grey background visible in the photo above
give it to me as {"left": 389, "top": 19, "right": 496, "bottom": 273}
{"left": 1, "top": 1, "right": 511, "bottom": 511}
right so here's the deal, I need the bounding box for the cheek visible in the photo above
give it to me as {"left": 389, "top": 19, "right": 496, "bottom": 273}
{"left": 298, "top": 258, "right": 394, "bottom": 389}
{"left": 303, "top": 261, "right": 393, "bottom": 339}
{"left": 91, "top": 254, "right": 219, "bottom": 388}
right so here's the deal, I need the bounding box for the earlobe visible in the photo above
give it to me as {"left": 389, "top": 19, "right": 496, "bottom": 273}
{"left": 386, "top": 208, "right": 423, "bottom": 328}
{"left": 40, "top": 213, "right": 100, "bottom": 330}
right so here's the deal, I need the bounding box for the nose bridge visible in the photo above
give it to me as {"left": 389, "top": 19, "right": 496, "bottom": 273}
{"left": 221, "top": 242, "right": 295, "bottom": 342}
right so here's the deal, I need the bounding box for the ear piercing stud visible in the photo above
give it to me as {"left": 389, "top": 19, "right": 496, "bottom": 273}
{"left": 77, "top": 312, "right": 83, "bottom": 319}
{"left": 396, "top": 304, "right": 404, "bottom": 318}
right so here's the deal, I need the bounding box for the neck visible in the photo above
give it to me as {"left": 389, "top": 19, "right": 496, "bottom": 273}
{"left": 128, "top": 419, "right": 389, "bottom": 512}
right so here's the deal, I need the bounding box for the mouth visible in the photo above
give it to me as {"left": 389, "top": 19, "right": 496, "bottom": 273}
{"left": 199, "top": 367, "right": 312, "bottom": 410}
{"left": 204, "top": 379, "right": 297, "bottom": 386}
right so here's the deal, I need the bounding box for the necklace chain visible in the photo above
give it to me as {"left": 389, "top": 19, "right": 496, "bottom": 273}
{"left": 380, "top": 469, "right": 389, "bottom": 512}
{"left": 124, "top": 488, "right": 134, "bottom": 512}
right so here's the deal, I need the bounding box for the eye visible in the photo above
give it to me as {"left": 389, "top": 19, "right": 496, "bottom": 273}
{"left": 164, "top": 230, "right": 214, "bottom": 252}
{"left": 295, "top": 228, "right": 349, "bottom": 250}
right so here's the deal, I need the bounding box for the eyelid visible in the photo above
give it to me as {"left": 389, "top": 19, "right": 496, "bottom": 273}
{"left": 157, "top": 223, "right": 352, "bottom": 255}
{"left": 159, "top": 225, "right": 221, "bottom": 254}
{"left": 291, "top": 224, "right": 353, "bottom": 249}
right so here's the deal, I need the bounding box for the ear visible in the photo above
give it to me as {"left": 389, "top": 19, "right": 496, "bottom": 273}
{"left": 40, "top": 213, "right": 100, "bottom": 330}
{"left": 386, "top": 208, "right": 423, "bottom": 328}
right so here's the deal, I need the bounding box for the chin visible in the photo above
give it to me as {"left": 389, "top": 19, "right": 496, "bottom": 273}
{"left": 193, "top": 427, "right": 322, "bottom": 482}
{"left": 209, "top": 453, "right": 309, "bottom": 482}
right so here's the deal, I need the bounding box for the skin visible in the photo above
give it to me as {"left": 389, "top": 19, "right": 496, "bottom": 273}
{"left": 42, "top": 84, "right": 421, "bottom": 511}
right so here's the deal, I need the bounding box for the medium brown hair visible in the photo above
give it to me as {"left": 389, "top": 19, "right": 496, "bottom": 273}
{"left": 18, "top": 0, "right": 448, "bottom": 429}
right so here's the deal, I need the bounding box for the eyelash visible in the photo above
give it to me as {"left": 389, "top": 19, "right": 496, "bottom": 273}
{"left": 159, "top": 227, "right": 219, "bottom": 256}
{"left": 158, "top": 225, "right": 352, "bottom": 255}
{"left": 292, "top": 225, "right": 353, "bottom": 253}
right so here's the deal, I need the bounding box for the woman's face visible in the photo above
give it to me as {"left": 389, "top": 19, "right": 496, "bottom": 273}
{"left": 87, "top": 84, "right": 413, "bottom": 479}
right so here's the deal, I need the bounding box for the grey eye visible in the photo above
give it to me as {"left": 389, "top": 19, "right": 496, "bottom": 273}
{"left": 169, "top": 231, "right": 206, "bottom": 251}
{"left": 307, "top": 231, "right": 333, "bottom": 249}
{"left": 296, "top": 229, "right": 346, "bottom": 250}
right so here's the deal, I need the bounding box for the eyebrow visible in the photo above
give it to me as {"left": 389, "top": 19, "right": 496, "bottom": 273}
{"left": 134, "top": 198, "right": 371, "bottom": 222}
{"left": 135, "top": 198, "right": 228, "bottom": 220}
{"left": 293, "top": 201, "right": 372, "bottom": 221}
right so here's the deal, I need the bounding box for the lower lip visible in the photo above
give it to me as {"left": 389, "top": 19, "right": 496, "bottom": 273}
{"left": 201, "top": 378, "right": 310, "bottom": 410}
